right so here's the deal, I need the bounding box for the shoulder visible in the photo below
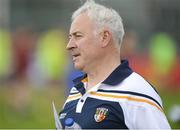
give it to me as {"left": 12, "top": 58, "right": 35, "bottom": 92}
{"left": 122, "top": 72, "right": 162, "bottom": 106}
{"left": 99, "top": 72, "right": 163, "bottom": 110}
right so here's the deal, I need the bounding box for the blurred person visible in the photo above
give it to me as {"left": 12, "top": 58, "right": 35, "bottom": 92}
{"left": 11, "top": 27, "right": 36, "bottom": 82}
{"left": 121, "top": 30, "right": 138, "bottom": 59}
{"left": 148, "top": 32, "right": 177, "bottom": 88}
{"left": 168, "top": 56, "right": 180, "bottom": 90}
{"left": 9, "top": 27, "right": 36, "bottom": 114}
{"left": 121, "top": 30, "right": 150, "bottom": 80}
{"left": 57, "top": 0, "right": 170, "bottom": 129}
{"left": 28, "top": 29, "right": 67, "bottom": 86}
{"left": 0, "top": 29, "right": 12, "bottom": 82}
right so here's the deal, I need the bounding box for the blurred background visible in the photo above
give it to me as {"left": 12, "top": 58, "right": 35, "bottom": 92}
{"left": 0, "top": 0, "right": 180, "bottom": 128}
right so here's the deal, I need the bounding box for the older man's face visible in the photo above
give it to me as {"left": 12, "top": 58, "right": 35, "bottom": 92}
{"left": 66, "top": 13, "right": 103, "bottom": 72}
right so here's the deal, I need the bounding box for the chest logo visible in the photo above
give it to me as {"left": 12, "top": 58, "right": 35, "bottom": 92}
{"left": 94, "top": 107, "right": 108, "bottom": 122}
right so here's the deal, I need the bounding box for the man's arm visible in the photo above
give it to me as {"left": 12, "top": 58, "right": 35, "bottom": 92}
{"left": 120, "top": 102, "right": 171, "bottom": 129}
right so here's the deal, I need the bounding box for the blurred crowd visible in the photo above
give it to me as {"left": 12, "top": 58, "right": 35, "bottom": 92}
{"left": 0, "top": 27, "right": 68, "bottom": 87}
{"left": 0, "top": 0, "right": 180, "bottom": 92}
{"left": 121, "top": 30, "right": 180, "bottom": 91}
{"left": 0, "top": 27, "right": 179, "bottom": 91}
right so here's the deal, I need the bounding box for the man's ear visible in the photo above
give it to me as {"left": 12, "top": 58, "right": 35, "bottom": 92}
{"left": 100, "top": 30, "right": 112, "bottom": 47}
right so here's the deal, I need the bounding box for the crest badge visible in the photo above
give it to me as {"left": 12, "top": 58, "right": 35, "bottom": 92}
{"left": 94, "top": 107, "right": 108, "bottom": 122}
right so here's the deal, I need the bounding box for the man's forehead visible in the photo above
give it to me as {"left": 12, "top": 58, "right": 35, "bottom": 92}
{"left": 69, "top": 26, "right": 83, "bottom": 35}
{"left": 71, "top": 13, "right": 88, "bottom": 27}
{"left": 69, "top": 13, "right": 92, "bottom": 34}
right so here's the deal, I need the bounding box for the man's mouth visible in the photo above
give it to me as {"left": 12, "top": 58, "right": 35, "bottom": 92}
{"left": 72, "top": 54, "right": 80, "bottom": 60}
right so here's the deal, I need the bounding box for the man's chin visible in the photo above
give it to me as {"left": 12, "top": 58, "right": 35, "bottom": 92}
{"left": 74, "top": 63, "right": 83, "bottom": 71}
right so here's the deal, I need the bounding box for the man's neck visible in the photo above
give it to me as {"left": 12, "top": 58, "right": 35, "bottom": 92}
{"left": 86, "top": 55, "right": 121, "bottom": 91}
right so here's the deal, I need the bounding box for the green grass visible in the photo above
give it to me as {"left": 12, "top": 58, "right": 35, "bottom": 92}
{"left": 0, "top": 85, "right": 66, "bottom": 128}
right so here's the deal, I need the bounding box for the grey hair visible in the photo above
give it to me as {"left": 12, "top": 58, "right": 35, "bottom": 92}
{"left": 72, "top": 0, "right": 125, "bottom": 47}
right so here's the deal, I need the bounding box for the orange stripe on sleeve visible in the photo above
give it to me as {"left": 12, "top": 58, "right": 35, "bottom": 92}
{"left": 90, "top": 92, "right": 163, "bottom": 112}
{"left": 67, "top": 93, "right": 82, "bottom": 100}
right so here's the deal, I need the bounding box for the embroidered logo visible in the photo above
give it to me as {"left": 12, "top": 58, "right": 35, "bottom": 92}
{"left": 94, "top": 107, "right": 108, "bottom": 122}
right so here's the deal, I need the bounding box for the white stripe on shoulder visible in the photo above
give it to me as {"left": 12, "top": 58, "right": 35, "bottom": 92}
{"left": 99, "top": 72, "right": 163, "bottom": 107}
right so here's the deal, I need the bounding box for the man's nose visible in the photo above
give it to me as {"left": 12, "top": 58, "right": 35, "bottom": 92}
{"left": 66, "top": 38, "right": 76, "bottom": 50}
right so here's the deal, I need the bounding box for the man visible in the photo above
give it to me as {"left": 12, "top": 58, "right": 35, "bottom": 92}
{"left": 59, "top": 0, "right": 171, "bottom": 129}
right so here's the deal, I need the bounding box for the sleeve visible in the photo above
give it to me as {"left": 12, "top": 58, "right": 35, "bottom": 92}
{"left": 120, "top": 102, "right": 171, "bottom": 129}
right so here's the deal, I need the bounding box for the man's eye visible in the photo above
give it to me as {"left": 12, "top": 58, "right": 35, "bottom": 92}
{"left": 76, "top": 35, "right": 82, "bottom": 37}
